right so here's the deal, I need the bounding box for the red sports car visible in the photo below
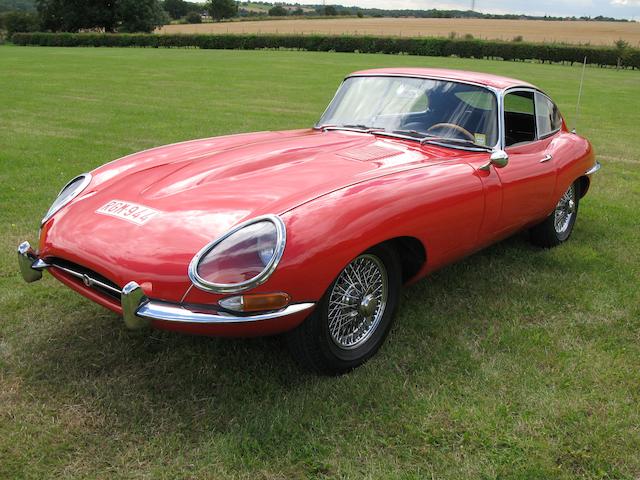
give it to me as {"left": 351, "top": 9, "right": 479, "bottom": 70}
{"left": 18, "top": 68, "right": 600, "bottom": 374}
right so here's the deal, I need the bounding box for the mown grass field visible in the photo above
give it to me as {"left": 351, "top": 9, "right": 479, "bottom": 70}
{"left": 158, "top": 17, "right": 640, "bottom": 47}
{"left": 1, "top": 46, "right": 639, "bottom": 479}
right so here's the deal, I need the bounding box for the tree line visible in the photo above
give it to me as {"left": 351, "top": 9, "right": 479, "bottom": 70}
{"left": 0, "top": 0, "right": 240, "bottom": 37}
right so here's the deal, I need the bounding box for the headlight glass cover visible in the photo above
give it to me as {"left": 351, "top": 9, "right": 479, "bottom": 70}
{"left": 41, "top": 173, "right": 92, "bottom": 225}
{"left": 188, "top": 215, "right": 286, "bottom": 293}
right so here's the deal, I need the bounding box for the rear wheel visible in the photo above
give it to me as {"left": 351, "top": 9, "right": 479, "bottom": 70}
{"left": 286, "top": 244, "right": 401, "bottom": 375}
{"left": 530, "top": 182, "right": 580, "bottom": 248}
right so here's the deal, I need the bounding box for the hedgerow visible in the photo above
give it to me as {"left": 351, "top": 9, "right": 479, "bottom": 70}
{"left": 10, "top": 32, "right": 640, "bottom": 69}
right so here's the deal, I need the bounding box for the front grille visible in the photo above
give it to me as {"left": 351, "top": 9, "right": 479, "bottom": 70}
{"left": 47, "top": 258, "right": 121, "bottom": 302}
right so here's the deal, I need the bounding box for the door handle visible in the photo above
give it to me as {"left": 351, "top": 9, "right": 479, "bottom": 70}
{"left": 540, "top": 154, "right": 553, "bottom": 163}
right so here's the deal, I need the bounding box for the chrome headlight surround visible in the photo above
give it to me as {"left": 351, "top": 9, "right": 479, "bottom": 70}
{"left": 188, "top": 214, "right": 287, "bottom": 294}
{"left": 41, "top": 173, "right": 92, "bottom": 225}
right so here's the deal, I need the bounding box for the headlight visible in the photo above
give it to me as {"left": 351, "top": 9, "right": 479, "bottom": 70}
{"left": 188, "top": 214, "right": 286, "bottom": 293}
{"left": 41, "top": 173, "right": 92, "bottom": 225}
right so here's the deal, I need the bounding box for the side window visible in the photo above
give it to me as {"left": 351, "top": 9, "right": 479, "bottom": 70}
{"left": 504, "top": 91, "right": 536, "bottom": 147}
{"left": 535, "top": 92, "right": 562, "bottom": 138}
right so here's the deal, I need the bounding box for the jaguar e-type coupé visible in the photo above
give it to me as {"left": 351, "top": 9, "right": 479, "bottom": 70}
{"left": 18, "top": 68, "right": 600, "bottom": 373}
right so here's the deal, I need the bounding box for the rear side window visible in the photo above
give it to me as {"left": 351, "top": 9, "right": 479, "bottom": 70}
{"left": 535, "top": 92, "right": 562, "bottom": 138}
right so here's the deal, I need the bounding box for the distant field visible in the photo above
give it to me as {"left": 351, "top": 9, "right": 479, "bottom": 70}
{"left": 158, "top": 17, "right": 640, "bottom": 46}
{"left": 2, "top": 46, "right": 640, "bottom": 479}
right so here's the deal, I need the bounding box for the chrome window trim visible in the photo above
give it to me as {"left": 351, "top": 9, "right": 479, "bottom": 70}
{"left": 500, "top": 86, "right": 566, "bottom": 150}
{"left": 188, "top": 214, "right": 287, "bottom": 294}
{"left": 501, "top": 87, "right": 539, "bottom": 149}
{"left": 41, "top": 173, "right": 92, "bottom": 225}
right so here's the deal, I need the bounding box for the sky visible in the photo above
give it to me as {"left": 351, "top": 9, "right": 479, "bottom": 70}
{"left": 305, "top": 0, "right": 640, "bottom": 20}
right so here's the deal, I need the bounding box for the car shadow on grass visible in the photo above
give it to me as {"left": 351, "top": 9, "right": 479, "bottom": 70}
{"left": 11, "top": 230, "right": 580, "bottom": 465}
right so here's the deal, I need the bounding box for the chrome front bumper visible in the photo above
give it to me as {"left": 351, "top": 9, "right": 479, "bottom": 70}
{"left": 18, "top": 241, "right": 314, "bottom": 330}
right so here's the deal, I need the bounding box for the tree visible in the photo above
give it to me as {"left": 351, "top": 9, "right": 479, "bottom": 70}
{"left": 118, "top": 0, "right": 166, "bottom": 32}
{"left": 290, "top": 7, "right": 303, "bottom": 16}
{"left": 324, "top": 5, "right": 336, "bottom": 16}
{"left": 185, "top": 10, "right": 201, "bottom": 23}
{"left": 207, "top": 0, "right": 236, "bottom": 21}
{"left": 2, "top": 10, "right": 39, "bottom": 37}
{"left": 36, "top": 0, "right": 165, "bottom": 33}
{"left": 37, "top": 0, "right": 118, "bottom": 32}
{"left": 162, "top": 0, "right": 188, "bottom": 19}
{"left": 268, "top": 4, "right": 286, "bottom": 16}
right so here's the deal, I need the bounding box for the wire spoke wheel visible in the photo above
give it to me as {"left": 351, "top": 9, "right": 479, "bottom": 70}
{"left": 327, "top": 254, "right": 388, "bottom": 349}
{"left": 554, "top": 184, "right": 577, "bottom": 234}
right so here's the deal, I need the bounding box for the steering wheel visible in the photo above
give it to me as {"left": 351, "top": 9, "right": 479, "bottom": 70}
{"left": 426, "top": 123, "right": 476, "bottom": 142}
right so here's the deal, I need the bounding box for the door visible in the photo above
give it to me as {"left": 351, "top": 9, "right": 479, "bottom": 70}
{"left": 494, "top": 89, "right": 558, "bottom": 233}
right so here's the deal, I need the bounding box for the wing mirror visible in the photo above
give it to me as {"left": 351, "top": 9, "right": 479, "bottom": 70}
{"left": 479, "top": 150, "right": 509, "bottom": 171}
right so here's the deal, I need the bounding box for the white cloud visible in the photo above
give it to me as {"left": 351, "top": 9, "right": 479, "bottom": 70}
{"left": 611, "top": 0, "right": 640, "bottom": 5}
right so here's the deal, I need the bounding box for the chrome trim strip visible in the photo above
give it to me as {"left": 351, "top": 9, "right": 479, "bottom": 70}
{"left": 188, "top": 214, "right": 287, "bottom": 294}
{"left": 50, "top": 263, "right": 121, "bottom": 296}
{"left": 585, "top": 161, "right": 601, "bottom": 176}
{"left": 136, "top": 300, "right": 315, "bottom": 324}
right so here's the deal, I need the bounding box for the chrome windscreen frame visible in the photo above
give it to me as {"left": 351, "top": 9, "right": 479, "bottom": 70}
{"left": 41, "top": 173, "right": 92, "bottom": 225}
{"left": 188, "top": 214, "right": 287, "bottom": 294}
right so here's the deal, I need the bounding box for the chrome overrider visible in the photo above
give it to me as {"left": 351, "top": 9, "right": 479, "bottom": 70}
{"left": 17, "top": 241, "right": 315, "bottom": 330}
{"left": 585, "top": 161, "right": 602, "bottom": 176}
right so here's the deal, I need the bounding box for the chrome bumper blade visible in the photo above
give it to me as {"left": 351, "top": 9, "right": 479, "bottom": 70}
{"left": 120, "top": 281, "right": 314, "bottom": 329}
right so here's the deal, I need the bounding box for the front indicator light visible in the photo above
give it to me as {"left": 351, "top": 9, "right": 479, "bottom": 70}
{"left": 219, "top": 293, "right": 290, "bottom": 313}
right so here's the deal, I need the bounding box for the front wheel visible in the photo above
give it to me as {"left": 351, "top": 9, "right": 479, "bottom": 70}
{"left": 286, "top": 244, "right": 401, "bottom": 375}
{"left": 529, "top": 182, "right": 580, "bottom": 248}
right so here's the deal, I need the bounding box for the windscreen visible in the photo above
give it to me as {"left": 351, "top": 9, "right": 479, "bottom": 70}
{"left": 318, "top": 76, "right": 498, "bottom": 148}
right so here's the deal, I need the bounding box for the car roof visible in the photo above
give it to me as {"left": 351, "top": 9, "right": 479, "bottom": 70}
{"left": 347, "top": 68, "right": 536, "bottom": 90}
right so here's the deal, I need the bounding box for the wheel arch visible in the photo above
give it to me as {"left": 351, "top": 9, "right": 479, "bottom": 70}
{"left": 577, "top": 175, "right": 590, "bottom": 198}
{"left": 381, "top": 236, "right": 427, "bottom": 283}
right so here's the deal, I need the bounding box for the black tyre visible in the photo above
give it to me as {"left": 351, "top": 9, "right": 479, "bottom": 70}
{"left": 286, "top": 243, "right": 401, "bottom": 375}
{"left": 530, "top": 182, "right": 580, "bottom": 248}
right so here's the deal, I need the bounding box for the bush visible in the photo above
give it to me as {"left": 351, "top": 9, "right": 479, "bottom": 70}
{"left": 10, "top": 32, "right": 640, "bottom": 69}
{"left": 185, "top": 11, "right": 201, "bottom": 23}
{"left": 2, "top": 11, "right": 39, "bottom": 38}
{"left": 268, "top": 5, "right": 287, "bottom": 16}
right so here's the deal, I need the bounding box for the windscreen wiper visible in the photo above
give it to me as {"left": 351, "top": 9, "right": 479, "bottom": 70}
{"left": 421, "top": 136, "right": 493, "bottom": 152}
{"left": 386, "top": 129, "right": 493, "bottom": 151}
{"left": 318, "top": 124, "right": 384, "bottom": 133}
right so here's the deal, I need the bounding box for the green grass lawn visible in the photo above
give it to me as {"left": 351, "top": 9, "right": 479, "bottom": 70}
{"left": 1, "top": 46, "right": 639, "bottom": 479}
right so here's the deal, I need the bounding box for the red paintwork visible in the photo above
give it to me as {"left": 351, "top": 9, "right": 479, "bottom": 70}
{"left": 349, "top": 67, "right": 536, "bottom": 90}
{"left": 37, "top": 68, "right": 595, "bottom": 336}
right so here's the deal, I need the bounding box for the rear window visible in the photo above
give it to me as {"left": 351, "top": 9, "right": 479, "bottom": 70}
{"left": 535, "top": 92, "right": 562, "bottom": 137}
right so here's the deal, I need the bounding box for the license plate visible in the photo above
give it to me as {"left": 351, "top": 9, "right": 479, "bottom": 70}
{"left": 95, "top": 200, "right": 160, "bottom": 225}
